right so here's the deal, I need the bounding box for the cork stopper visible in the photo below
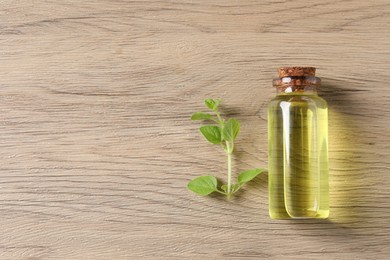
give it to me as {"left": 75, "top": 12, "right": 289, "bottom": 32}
{"left": 278, "top": 67, "right": 316, "bottom": 78}
{"left": 273, "top": 66, "right": 320, "bottom": 93}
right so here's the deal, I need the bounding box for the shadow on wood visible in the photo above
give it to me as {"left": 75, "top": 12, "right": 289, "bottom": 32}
{"left": 321, "top": 78, "right": 374, "bottom": 227}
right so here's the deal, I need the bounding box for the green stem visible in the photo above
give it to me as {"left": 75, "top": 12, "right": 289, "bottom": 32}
{"left": 215, "top": 189, "right": 226, "bottom": 195}
{"left": 215, "top": 110, "right": 224, "bottom": 126}
{"left": 227, "top": 151, "right": 232, "bottom": 195}
{"left": 226, "top": 141, "right": 233, "bottom": 198}
{"left": 216, "top": 109, "right": 235, "bottom": 199}
{"left": 233, "top": 184, "right": 243, "bottom": 193}
{"left": 211, "top": 118, "right": 220, "bottom": 124}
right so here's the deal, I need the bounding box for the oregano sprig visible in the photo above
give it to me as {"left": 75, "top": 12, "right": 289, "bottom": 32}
{"left": 188, "top": 98, "right": 264, "bottom": 199}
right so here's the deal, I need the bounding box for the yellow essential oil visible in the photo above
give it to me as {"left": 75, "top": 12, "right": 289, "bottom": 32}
{"left": 268, "top": 67, "right": 329, "bottom": 219}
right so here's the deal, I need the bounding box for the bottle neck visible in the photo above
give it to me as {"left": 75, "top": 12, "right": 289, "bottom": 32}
{"left": 273, "top": 76, "right": 320, "bottom": 95}
{"left": 276, "top": 86, "right": 318, "bottom": 95}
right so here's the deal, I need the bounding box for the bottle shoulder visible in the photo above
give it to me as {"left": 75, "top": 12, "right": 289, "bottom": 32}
{"left": 269, "top": 94, "right": 328, "bottom": 109}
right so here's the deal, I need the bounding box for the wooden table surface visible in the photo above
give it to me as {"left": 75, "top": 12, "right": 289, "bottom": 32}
{"left": 1, "top": 0, "right": 390, "bottom": 259}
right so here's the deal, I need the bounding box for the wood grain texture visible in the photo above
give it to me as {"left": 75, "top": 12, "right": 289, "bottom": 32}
{"left": 1, "top": 0, "right": 390, "bottom": 259}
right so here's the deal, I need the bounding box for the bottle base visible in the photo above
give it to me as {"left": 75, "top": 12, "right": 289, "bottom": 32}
{"left": 269, "top": 210, "right": 329, "bottom": 220}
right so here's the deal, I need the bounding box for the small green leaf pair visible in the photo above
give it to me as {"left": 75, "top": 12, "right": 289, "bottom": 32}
{"left": 188, "top": 168, "right": 264, "bottom": 196}
{"left": 197, "top": 118, "right": 239, "bottom": 145}
{"left": 188, "top": 98, "right": 264, "bottom": 199}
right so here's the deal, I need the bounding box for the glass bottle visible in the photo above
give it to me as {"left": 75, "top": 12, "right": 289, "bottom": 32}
{"left": 268, "top": 67, "right": 329, "bottom": 219}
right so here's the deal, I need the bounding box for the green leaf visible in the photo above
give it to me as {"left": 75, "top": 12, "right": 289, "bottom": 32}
{"left": 191, "top": 112, "right": 213, "bottom": 121}
{"left": 213, "top": 99, "right": 221, "bottom": 109}
{"left": 237, "top": 168, "right": 264, "bottom": 184}
{"left": 222, "top": 118, "right": 240, "bottom": 142}
{"left": 187, "top": 176, "right": 218, "bottom": 196}
{"left": 205, "top": 99, "right": 215, "bottom": 110}
{"left": 231, "top": 184, "right": 240, "bottom": 193}
{"left": 221, "top": 184, "right": 240, "bottom": 193}
{"left": 199, "top": 126, "right": 222, "bottom": 144}
{"left": 205, "top": 98, "right": 221, "bottom": 111}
